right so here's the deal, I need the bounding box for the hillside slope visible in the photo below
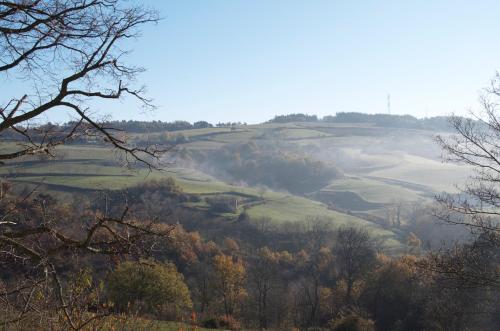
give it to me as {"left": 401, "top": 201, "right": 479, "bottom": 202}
{"left": 0, "top": 121, "right": 470, "bottom": 251}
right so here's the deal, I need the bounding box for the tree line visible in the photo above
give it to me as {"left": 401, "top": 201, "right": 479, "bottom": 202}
{"left": 268, "top": 113, "right": 457, "bottom": 131}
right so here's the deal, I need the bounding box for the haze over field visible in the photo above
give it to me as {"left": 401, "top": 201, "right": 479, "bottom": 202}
{"left": 1, "top": 1, "right": 499, "bottom": 330}
{"left": 0, "top": 115, "right": 473, "bottom": 252}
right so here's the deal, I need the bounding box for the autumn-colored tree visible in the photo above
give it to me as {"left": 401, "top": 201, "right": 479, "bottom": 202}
{"left": 406, "top": 232, "right": 422, "bottom": 255}
{"left": 248, "top": 247, "right": 282, "bottom": 329}
{"left": 330, "top": 313, "right": 375, "bottom": 331}
{"left": 106, "top": 261, "right": 192, "bottom": 319}
{"left": 360, "top": 255, "right": 426, "bottom": 330}
{"left": 222, "top": 237, "right": 240, "bottom": 253}
{"left": 189, "top": 240, "right": 220, "bottom": 315}
{"left": 212, "top": 254, "right": 247, "bottom": 316}
{"left": 333, "top": 227, "right": 376, "bottom": 304}
{"left": 292, "top": 246, "right": 333, "bottom": 327}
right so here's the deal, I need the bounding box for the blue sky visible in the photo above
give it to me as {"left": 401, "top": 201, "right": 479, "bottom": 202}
{"left": 5, "top": 0, "right": 500, "bottom": 123}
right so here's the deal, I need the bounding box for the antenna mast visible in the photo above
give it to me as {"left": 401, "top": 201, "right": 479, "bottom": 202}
{"left": 387, "top": 94, "right": 391, "bottom": 114}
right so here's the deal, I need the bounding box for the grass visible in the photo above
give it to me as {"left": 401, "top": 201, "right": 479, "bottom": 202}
{"left": 163, "top": 127, "right": 236, "bottom": 138}
{"left": 275, "top": 128, "right": 331, "bottom": 140}
{"left": 368, "top": 153, "right": 471, "bottom": 193}
{"left": 245, "top": 192, "right": 402, "bottom": 250}
{"left": 208, "top": 130, "right": 258, "bottom": 143}
{"left": 324, "top": 176, "right": 425, "bottom": 203}
{"left": 335, "top": 147, "right": 405, "bottom": 171}
{"left": 180, "top": 140, "right": 224, "bottom": 150}
{"left": 247, "top": 193, "right": 355, "bottom": 223}
{"left": 0, "top": 149, "right": 402, "bottom": 250}
{"left": 0, "top": 122, "right": 471, "bottom": 253}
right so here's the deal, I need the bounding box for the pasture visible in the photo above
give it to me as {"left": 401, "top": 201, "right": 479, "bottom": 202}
{"left": 0, "top": 121, "right": 469, "bottom": 252}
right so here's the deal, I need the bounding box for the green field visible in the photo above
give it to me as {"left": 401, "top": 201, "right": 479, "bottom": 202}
{"left": 0, "top": 122, "right": 470, "bottom": 253}
{"left": 0, "top": 144, "right": 365, "bottom": 215}
{"left": 367, "top": 153, "right": 471, "bottom": 193}
{"left": 324, "top": 176, "right": 425, "bottom": 204}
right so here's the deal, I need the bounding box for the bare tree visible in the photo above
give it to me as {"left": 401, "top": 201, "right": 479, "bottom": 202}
{"left": 0, "top": 1, "right": 174, "bottom": 328}
{"left": 0, "top": 0, "right": 164, "bottom": 167}
{"left": 433, "top": 74, "right": 500, "bottom": 290}
{"left": 435, "top": 74, "right": 500, "bottom": 236}
{"left": 248, "top": 247, "right": 282, "bottom": 329}
{"left": 333, "top": 226, "right": 376, "bottom": 303}
{"left": 0, "top": 186, "right": 173, "bottom": 329}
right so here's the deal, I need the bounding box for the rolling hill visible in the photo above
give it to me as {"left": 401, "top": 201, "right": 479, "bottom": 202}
{"left": 0, "top": 120, "right": 470, "bottom": 252}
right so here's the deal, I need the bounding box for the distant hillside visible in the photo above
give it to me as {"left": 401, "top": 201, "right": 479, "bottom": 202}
{"left": 0, "top": 113, "right": 458, "bottom": 142}
{"left": 268, "top": 112, "right": 456, "bottom": 131}
{"left": 1, "top": 118, "right": 473, "bottom": 255}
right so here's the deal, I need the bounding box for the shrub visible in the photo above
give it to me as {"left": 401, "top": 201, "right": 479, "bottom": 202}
{"left": 330, "top": 313, "right": 375, "bottom": 331}
{"left": 201, "top": 315, "right": 241, "bottom": 330}
{"left": 206, "top": 195, "right": 239, "bottom": 213}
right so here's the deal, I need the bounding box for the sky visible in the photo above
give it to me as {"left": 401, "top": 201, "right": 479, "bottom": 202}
{"left": 5, "top": 0, "right": 500, "bottom": 124}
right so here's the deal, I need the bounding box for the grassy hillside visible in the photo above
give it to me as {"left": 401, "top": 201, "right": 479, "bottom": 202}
{"left": 0, "top": 121, "right": 469, "bottom": 252}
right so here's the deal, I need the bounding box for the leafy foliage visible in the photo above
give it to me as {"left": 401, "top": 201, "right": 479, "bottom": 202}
{"left": 106, "top": 261, "right": 192, "bottom": 318}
